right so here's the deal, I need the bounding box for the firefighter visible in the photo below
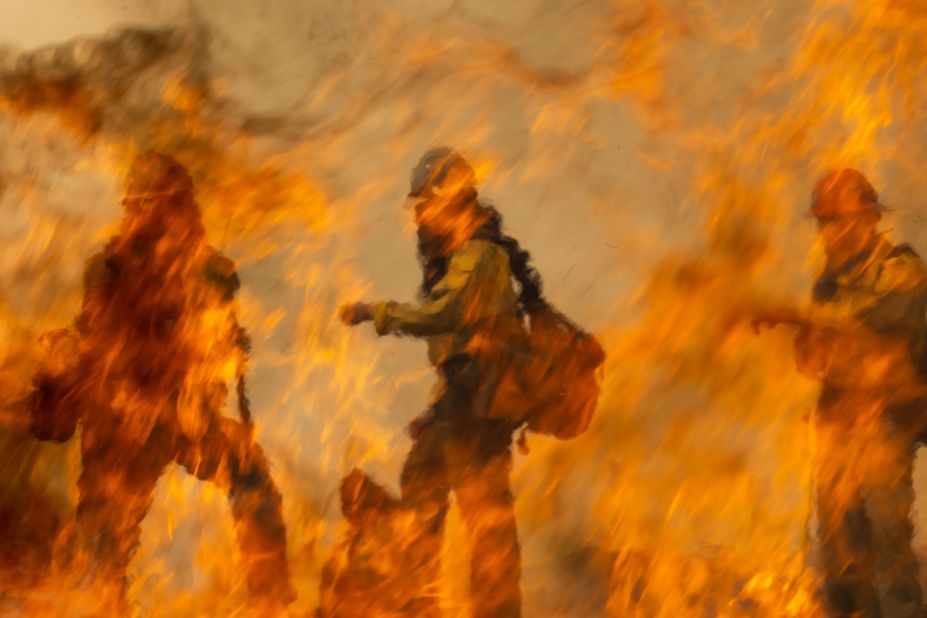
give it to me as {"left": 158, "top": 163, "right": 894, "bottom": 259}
{"left": 337, "top": 147, "right": 543, "bottom": 617}
{"left": 759, "top": 169, "right": 927, "bottom": 617}
{"left": 28, "top": 151, "right": 294, "bottom": 614}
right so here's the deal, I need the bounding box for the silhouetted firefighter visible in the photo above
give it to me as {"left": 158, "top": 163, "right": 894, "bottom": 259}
{"left": 756, "top": 169, "right": 927, "bottom": 618}
{"left": 27, "top": 151, "right": 294, "bottom": 614}
{"left": 330, "top": 148, "right": 604, "bottom": 617}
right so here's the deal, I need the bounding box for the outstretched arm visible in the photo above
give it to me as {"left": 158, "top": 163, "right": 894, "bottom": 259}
{"left": 28, "top": 254, "right": 114, "bottom": 441}
{"left": 341, "top": 240, "right": 486, "bottom": 338}
{"left": 27, "top": 251, "right": 111, "bottom": 441}
{"left": 28, "top": 327, "right": 86, "bottom": 442}
{"left": 751, "top": 306, "right": 846, "bottom": 334}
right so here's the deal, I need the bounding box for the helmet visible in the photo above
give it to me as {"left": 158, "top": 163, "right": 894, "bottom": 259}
{"left": 125, "top": 150, "right": 194, "bottom": 199}
{"left": 809, "top": 168, "right": 883, "bottom": 218}
{"left": 408, "top": 147, "right": 476, "bottom": 198}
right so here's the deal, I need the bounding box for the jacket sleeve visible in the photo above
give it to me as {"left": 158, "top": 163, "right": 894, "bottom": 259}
{"left": 371, "top": 241, "right": 487, "bottom": 337}
{"left": 31, "top": 252, "right": 111, "bottom": 441}
{"left": 856, "top": 254, "right": 927, "bottom": 335}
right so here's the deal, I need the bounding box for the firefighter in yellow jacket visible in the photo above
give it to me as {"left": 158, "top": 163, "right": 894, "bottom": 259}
{"left": 758, "top": 169, "right": 927, "bottom": 618}
{"left": 339, "top": 148, "right": 541, "bottom": 617}
{"left": 28, "top": 152, "right": 294, "bottom": 614}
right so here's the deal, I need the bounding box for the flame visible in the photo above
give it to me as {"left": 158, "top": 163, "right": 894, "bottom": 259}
{"left": 2, "top": 1, "right": 927, "bottom": 616}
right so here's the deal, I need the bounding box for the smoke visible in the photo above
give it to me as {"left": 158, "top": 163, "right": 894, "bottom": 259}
{"left": 3, "top": 0, "right": 927, "bottom": 615}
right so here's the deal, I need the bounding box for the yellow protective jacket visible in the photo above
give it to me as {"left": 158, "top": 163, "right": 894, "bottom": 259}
{"left": 801, "top": 237, "right": 927, "bottom": 393}
{"left": 371, "top": 238, "right": 522, "bottom": 367}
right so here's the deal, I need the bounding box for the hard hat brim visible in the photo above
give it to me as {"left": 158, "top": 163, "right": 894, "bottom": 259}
{"left": 806, "top": 201, "right": 888, "bottom": 218}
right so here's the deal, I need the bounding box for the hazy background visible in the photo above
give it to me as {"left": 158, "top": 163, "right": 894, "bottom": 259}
{"left": 2, "top": 1, "right": 927, "bottom": 616}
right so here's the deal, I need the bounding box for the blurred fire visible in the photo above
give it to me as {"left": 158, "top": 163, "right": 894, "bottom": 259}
{"left": 1, "top": 0, "right": 927, "bottom": 616}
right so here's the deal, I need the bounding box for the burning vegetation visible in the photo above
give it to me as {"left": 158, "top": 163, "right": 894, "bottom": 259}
{"left": 2, "top": 1, "right": 927, "bottom": 617}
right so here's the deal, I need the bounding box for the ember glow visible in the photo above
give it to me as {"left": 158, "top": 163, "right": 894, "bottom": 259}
{"left": 2, "top": 1, "right": 927, "bottom": 616}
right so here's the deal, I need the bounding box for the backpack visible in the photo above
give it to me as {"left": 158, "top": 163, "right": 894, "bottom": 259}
{"left": 481, "top": 303, "right": 605, "bottom": 439}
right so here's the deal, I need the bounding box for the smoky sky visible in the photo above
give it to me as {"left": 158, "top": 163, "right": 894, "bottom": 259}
{"left": 3, "top": 1, "right": 927, "bottom": 616}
